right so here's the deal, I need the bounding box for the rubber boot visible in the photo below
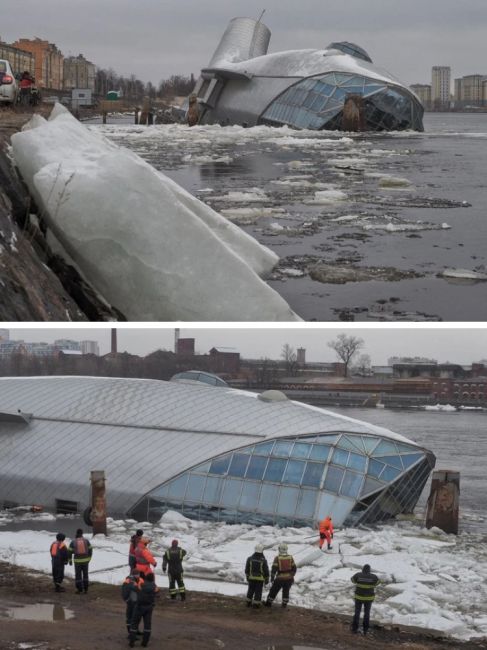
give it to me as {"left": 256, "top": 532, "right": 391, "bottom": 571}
{"left": 180, "top": 592, "right": 186, "bottom": 601}
{"left": 141, "top": 631, "right": 150, "bottom": 647}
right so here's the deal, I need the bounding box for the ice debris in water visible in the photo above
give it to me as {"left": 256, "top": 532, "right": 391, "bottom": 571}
{"left": 11, "top": 105, "right": 300, "bottom": 321}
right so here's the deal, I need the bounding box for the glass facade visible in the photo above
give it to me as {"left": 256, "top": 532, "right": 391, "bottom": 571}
{"left": 129, "top": 432, "right": 435, "bottom": 528}
{"left": 260, "top": 72, "right": 424, "bottom": 132}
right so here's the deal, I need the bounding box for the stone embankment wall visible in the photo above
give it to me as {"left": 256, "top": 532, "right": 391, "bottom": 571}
{"left": 0, "top": 108, "right": 122, "bottom": 321}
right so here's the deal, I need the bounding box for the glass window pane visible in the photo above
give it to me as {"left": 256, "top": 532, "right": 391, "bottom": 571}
{"left": 221, "top": 479, "right": 243, "bottom": 506}
{"left": 209, "top": 454, "right": 231, "bottom": 475}
{"left": 203, "top": 476, "right": 223, "bottom": 504}
{"left": 347, "top": 452, "right": 367, "bottom": 472}
{"left": 332, "top": 448, "right": 349, "bottom": 467}
{"left": 246, "top": 455, "right": 268, "bottom": 480}
{"left": 186, "top": 474, "right": 206, "bottom": 501}
{"left": 361, "top": 476, "right": 383, "bottom": 497}
{"left": 368, "top": 459, "right": 386, "bottom": 479}
{"left": 395, "top": 442, "right": 417, "bottom": 454}
{"left": 324, "top": 466, "right": 344, "bottom": 492}
{"left": 272, "top": 440, "right": 294, "bottom": 457}
{"left": 401, "top": 453, "right": 423, "bottom": 469}
{"left": 192, "top": 460, "right": 211, "bottom": 473}
{"left": 168, "top": 474, "right": 188, "bottom": 499}
{"left": 296, "top": 489, "right": 317, "bottom": 518}
{"left": 240, "top": 482, "right": 261, "bottom": 510}
{"left": 379, "top": 455, "right": 403, "bottom": 469}
{"left": 338, "top": 436, "right": 363, "bottom": 453}
{"left": 254, "top": 441, "right": 275, "bottom": 454}
{"left": 309, "top": 444, "right": 330, "bottom": 461}
{"left": 292, "top": 442, "right": 312, "bottom": 459}
{"left": 228, "top": 453, "right": 250, "bottom": 477}
{"left": 282, "top": 459, "right": 306, "bottom": 485}
{"left": 340, "top": 471, "right": 363, "bottom": 498}
{"left": 151, "top": 483, "right": 168, "bottom": 498}
{"left": 259, "top": 483, "right": 280, "bottom": 512}
{"left": 276, "top": 486, "right": 300, "bottom": 516}
{"left": 362, "top": 437, "right": 379, "bottom": 454}
{"left": 373, "top": 440, "right": 399, "bottom": 455}
{"left": 264, "top": 458, "right": 287, "bottom": 482}
{"left": 380, "top": 465, "right": 402, "bottom": 482}
{"left": 302, "top": 462, "right": 325, "bottom": 487}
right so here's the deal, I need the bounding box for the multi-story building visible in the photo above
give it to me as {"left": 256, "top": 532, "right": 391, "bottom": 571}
{"left": 80, "top": 340, "right": 100, "bottom": 356}
{"left": 458, "top": 75, "right": 484, "bottom": 106}
{"left": 54, "top": 339, "right": 81, "bottom": 351}
{"left": 410, "top": 84, "right": 431, "bottom": 110}
{"left": 0, "top": 42, "right": 35, "bottom": 76}
{"left": 11, "top": 38, "right": 63, "bottom": 89}
{"left": 0, "top": 329, "right": 9, "bottom": 342}
{"left": 431, "top": 66, "right": 451, "bottom": 109}
{"left": 63, "top": 54, "right": 96, "bottom": 91}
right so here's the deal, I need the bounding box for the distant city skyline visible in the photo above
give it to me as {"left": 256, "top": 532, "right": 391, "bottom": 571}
{"left": 5, "top": 327, "right": 487, "bottom": 366}
{"left": 1, "top": 0, "right": 486, "bottom": 85}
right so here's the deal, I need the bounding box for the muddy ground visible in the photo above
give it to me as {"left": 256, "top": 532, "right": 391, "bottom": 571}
{"left": 0, "top": 562, "right": 485, "bottom": 650}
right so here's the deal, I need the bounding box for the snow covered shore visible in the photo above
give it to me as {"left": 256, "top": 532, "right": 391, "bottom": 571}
{"left": 0, "top": 510, "right": 485, "bottom": 641}
{"left": 10, "top": 105, "right": 300, "bottom": 321}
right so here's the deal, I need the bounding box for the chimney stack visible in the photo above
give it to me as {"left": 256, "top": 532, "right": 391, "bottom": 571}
{"left": 111, "top": 328, "right": 117, "bottom": 354}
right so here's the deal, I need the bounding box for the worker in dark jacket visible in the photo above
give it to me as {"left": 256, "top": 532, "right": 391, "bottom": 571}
{"left": 122, "top": 568, "right": 144, "bottom": 636}
{"left": 265, "top": 543, "right": 297, "bottom": 608}
{"left": 351, "top": 564, "right": 380, "bottom": 635}
{"left": 68, "top": 528, "right": 93, "bottom": 593}
{"left": 245, "top": 543, "right": 269, "bottom": 607}
{"left": 50, "top": 532, "right": 69, "bottom": 592}
{"left": 162, "top": 539, "right": 187, "bottom": 600}
{"left": 128, "top": 529, "right": 144, "bottom": 569}
{"left": 129, "top": 572, "right": 158, "bottom": 647}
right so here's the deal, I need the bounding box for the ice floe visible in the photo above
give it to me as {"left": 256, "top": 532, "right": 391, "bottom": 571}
{"left": 11, "top": 105, "right": 300, "bottom": 321}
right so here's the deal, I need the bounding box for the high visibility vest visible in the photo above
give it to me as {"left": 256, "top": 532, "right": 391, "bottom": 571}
{"left": 50, "top": 541, "right": 64, "bottom": 558}
{"left": 248, "top": 558, "right": 265, "bottom": 581}
{"left": 74, "top": 538, "right": 88, "bottom": 555}
{"left": 276, "top": 555, "right": 294, "bottom": 579}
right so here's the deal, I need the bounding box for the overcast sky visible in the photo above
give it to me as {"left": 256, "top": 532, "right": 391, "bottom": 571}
{"left": 4, "top": 326, "right": 487, "bottom": 365}
{"left": 2, "top": 0, "right": 486, "bottom": 85}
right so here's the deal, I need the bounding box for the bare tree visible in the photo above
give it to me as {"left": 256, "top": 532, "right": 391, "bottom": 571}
{"left": 328, "top": 334, "right": 364, "bottom": 377}
{"left": 353, "top": 353, "right": 372, "bottom": 376}
{"left": 281, "top": 343, "right": 298, "bottom": 376}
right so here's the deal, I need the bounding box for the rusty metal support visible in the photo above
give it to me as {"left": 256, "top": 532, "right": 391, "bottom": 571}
{"left": 425, "top": 470, "right": 460, "bottom": 534}
{"left": 90, "top": 470, "right": 107, "bottom": 536}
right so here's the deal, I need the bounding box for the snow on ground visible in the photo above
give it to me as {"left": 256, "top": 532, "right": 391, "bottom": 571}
{"left": 0, "top": 510, "right": 486, "bottom": 641}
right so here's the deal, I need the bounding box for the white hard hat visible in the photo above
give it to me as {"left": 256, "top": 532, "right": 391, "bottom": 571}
{"left": 278, "top": 543, "right": 288, "bottom": 554}
{"left": 255, "top": 543, "right": 264, "bottom": 553}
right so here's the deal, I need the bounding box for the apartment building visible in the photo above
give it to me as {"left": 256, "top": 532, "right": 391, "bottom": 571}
{"left": 63, "top": 54, "right": 96, "bottom": 91}
{"left": 0, "top": 41, "right": 35, "bottom": 76}
{"left": 431, "top": 66, "right": 451, "bottom": 108}
{"left": 11, "top": 38, "right": 63, "bottom": 89}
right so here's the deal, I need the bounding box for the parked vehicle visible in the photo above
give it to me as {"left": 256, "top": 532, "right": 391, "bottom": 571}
{"left": 0, "top": 59, "right": 18, "bottom": 106}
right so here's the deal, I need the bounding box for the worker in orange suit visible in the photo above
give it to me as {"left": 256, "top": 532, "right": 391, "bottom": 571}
{"left": 135, "top": 537, "right": 157, "bottom": 576}
{"left": 319, "top": 516, "right": 334, "bottom": 550}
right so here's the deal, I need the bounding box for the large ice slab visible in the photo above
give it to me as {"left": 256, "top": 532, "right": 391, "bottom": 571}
{"left": 11, "top": 106, "right": 300, "bottom": 321}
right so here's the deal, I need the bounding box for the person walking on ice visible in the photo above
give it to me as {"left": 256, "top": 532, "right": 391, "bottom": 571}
{"left": 245, "top": 543, "right": 269, "bottom": 608}
{"left": 350, "top": 563, "right": 380, "bottom": 636}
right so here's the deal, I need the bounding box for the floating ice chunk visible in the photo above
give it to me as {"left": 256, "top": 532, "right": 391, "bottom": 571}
{"left": 220, "top": 207, "right": 286, "bottom": 224}
{"left": 364, "top": 221, "right": 451, "bottom": 232}
{"left": 305, "top": 189, "right": 348, "bottom": 204}
{"left": 11, "top": 108, "right": 300, "bottom": 321}
{"left": 212, "top": 188, "right": 269, "bottom": 203}
{"left": 440, "top": 268, "right": 487, "bottom": 281}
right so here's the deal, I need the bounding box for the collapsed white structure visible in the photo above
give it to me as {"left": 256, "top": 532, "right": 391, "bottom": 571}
{"left": 11, "top": 105, "right": 300, "bottom": 321}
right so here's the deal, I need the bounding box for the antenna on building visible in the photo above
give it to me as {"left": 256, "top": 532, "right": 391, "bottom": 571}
{"left": 257, "top": 9, "right": 266, "bottom": 23}
{"left": 174, "top": 328, "right": 180, "bottom": 354}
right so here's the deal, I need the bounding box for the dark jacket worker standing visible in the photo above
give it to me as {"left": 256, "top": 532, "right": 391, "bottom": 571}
{"left": 351, "top": 564, "right": 380, "bottom": 635}
{"left": 162, "top": 539, "right": 187, "bottom": 600}
{"left": 129, "top": 572, "right": 158, "bottom": 647}
{"left": 69, "top": 528, "right": 93, "bottom": 593}
{"left": 245, "top": 543, "right": 269, "bottom": 607}
{"left": 50, "top": 532, "right": 69, "bottom": 592}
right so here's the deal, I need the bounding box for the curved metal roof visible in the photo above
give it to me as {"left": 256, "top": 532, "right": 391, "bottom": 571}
{"left": 0, "top": 376, "right": 419, "bottom": 514}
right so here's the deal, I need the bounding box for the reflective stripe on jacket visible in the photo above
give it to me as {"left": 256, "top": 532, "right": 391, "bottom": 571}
{"left": 245, "top": 553, "right": 269, "bottom": 582}
{"left": 69, "top": 536, "right": 92, "bottom": 563}
{"left": 135, "top": 543, "right": 156, "bottom": 573}
{"left": 351, "top": 571, "right": 380, "bottom": 601}
{"left": 271, "top": 554, "right": 296, "bottom": 581}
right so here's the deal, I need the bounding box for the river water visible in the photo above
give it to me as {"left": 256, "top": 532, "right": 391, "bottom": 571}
{"left": 93, "top": 112, "right": 487, "bottom": 322}
{"left": 332, "top": 406, "right": 487, "bottom": 533}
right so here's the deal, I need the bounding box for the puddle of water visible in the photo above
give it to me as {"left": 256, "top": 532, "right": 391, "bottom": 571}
{"left": 5, "top": 603, "right": 74, "bottom": 622}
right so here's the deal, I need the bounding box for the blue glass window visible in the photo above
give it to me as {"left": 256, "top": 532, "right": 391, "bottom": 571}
{"left": 246, "top": 455, "right": 268, "bottom": 480}
{"left": 324, "top": 466, "right": 344, "bottom": 493}
{"left": 395, "top": 442, "right": 417, "bottom": 453}
{"left": 347, "top": 452, "right": 367, "bottom": 472}
{"left": 192, "top": 460, "right": 211, "bottom": 473}
{"left": 309, "top": 444, "right": 330, "bottom": 461}
{"left": 340, "top": 471, "right": 363, "bottom": 498}
{"left": 203, "top": 476, "right": 223, "bottom": 504}
{"left": 221, "top": 479, "right": 243, "bottom": 506}
{"left": 401, "top": 453, "right": 423, "bottom": 469}
{"left": 362, "top": 437, "right": 379, "bottom": 453}
{"left": 277, "top": 487, "right": 299, "bottom": 516}
{"left": 240, "top": 482, "right": 261, "bottom": 510}
{"left": 337, "top": 436, "right": 362, "bottom": 453}
{"left": 361, "top": 476, "right": 383, "bottom": 496}
{"left": 272, "top": 440, "right": 293, "bottom": 457}
{"left": 282, "top": 459, "right": 306, "bottom": 485}
{"left": 254, "top": 441, "right": 275, "bottom": 454}
{"left": 292, "top": 442, "right": 312, "bottom": 459}
{"left": 380, "top": 465, "right": 402, "bottom": 482}
{"left": 368, "top": 459, "right": 386, "bottom": 479}
{"left": 264, "top": 458, "right": 287, "bottom": 482}
{"left": 373, "top": 440, "right": 399, "bottom": 455}
{"left": 332, "top": 448, "right": 349, "bottom": 467}
{"left": 379, "top": 455, "right": 403, "bottom": 469}
{"left": 228, "top": 453, "right": 250, "bottom": 477}
{"left": 151, "top": 483, "right": 168, "bottom": 498}
{"left": 296, "top": 489, "right": 317, "bottom": 518}
{"left": 209, "top": 454, "right": 231, "bottom": 475}
{"left": 259, "top": 484, "right": 279, "bottom": 512}
{"left": 186, "top": 474, "right": 206, "bottom": 501}
{"left": 302, "top": 462, "right": 325, "bottom": 487}
{"left": 168, "top": 474, "right": 188, "bottom": 499}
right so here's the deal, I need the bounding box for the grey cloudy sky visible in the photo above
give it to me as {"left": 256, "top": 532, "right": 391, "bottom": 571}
{"left": 2, "top": 0, "right": 486, "bottom": 85}
{"left": 6, "top": 327, "right": 487, "bottom": 365}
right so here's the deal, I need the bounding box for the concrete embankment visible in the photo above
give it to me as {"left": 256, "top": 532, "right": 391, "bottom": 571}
{"left": 0, "top": 108, "right": 121, "bottom": 320}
